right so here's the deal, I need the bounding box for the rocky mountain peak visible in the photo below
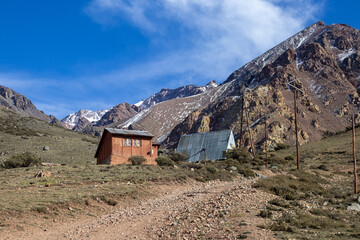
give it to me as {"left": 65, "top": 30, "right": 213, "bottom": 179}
{"left": 0, "top": 85, "right": 49, "bottom": 122}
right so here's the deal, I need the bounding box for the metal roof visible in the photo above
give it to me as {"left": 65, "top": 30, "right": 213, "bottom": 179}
{"left": 176, "top": 130, "right": 236, "bottom": 162}
{"left": 105, "top": 128, "right": 154, "bottom": 137}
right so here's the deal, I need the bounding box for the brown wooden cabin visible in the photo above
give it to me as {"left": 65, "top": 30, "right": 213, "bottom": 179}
{"left": 95, "top": 128, "right": 160, "bottom": 165}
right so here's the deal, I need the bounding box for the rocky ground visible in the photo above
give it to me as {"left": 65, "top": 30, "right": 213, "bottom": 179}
{"left": 1, "top": 172, "right": 276, "bottom": 240}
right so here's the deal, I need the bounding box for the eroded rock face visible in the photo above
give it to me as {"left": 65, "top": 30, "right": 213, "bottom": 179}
{"left": 96, "top": 103, "right": 140, "bottom": 126}
{"left": 164, "top": 22, "right": 360, "bottom": 149}
{"left": 0, "top": 85, "right": 49, "bottom": 122}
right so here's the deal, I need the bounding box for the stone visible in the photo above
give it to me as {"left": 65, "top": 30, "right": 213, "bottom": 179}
{"left": 229, "top": 166, "right": 237, "bottom": 171}
{"left": 347, "top": 202, "right": 360, "bottom": 212}
{"left": 260, "top": 175, "right": 267, "bottom": 179}
{"left": 43, "top": 146, "right": 50, "bottom": 151}
{"left": 190, "top": 168, "right": 195, "bottom": 172}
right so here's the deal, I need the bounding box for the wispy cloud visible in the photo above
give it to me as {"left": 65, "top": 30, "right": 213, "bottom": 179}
{"left": 85, "top": 0, "right": 320, "bottom": 84}
{"left": 0, "top": 1, "right": 321, "bottom": 118}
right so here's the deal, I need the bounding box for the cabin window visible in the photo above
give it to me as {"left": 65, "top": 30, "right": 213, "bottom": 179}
{"left": 133, "top": 139, "right": 141, "bottom": 147}
{"left": 124, "top": 138, "right": 132, "bottom": 146}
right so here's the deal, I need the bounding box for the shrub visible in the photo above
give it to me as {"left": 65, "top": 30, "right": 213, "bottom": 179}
{"left": 2, "top": 152, "right": 41, "bottom": 169}
{"left": 284, "top": 155, "right": 294, "bottom": 161}
{"left": 254, "top": 171, "right": 325, "bottom": 200}
{"left": 237, "top": 167, "right": 256, "bottom": 177}
{"left": 155, "top": 156, "right": 175, "bottom": 166}
{"left": 128, "top": 155, "right": 146, "bottom": 165}
{"left": 224, "top": 147, "right": 252, "bottom": 163}
{"left": 205, "top": 165, "right": 217, "bottom": 174}
{"left": 259, "top": 209, "right": 272, "bottom": 218}
{"left": 169, "top": 152, "right": 188, "bottom": 162}
{"left": 274, "top": 143, "right": 290, "bottom": 151}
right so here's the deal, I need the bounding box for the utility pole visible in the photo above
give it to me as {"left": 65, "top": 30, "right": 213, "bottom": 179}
{"left": 294, "top": 90, "right": 300, "bottom": 170}
{"left": 264, "top": 115, "right": 268, "bottom": 168}
{"left": 353, "top": 115, "right": 358, "bottom": 194}
{"left": 287, "top": 79, "right": 303, "bottom": 170}
{"left": 239, "top": 96, "right": 244, "bottom": 147}
{"left": 244, "top": 97, "right": 256, "bottom": 156}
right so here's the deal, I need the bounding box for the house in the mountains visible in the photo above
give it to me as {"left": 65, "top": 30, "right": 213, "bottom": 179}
{"left": 176, "top": 130, "right": 236, "bottom": 162}
{"left": 95, "top": 128, "right": 160, "bottom": 165}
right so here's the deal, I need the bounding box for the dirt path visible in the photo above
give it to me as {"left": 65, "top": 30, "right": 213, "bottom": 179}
{"left": 2, "top": 175, "right": 276, "bottom": 240}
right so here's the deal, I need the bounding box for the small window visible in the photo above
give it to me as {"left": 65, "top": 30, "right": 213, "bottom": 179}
{"left": 123, "top": 138, "right": 132, "bottom": 146}
{"left": 133, "top": 139, "right": 141, "bottom": 147}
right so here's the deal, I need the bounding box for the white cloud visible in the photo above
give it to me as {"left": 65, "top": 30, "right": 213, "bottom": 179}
{"left": 85, "top": 0, "right": 320, "bottom": 84}
{"left": 0, "top": 1, "right": 321, "bottom": 118}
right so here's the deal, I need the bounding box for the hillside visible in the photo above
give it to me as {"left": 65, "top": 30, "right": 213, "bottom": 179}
{"left": 0, "top": 85, "right": 49, "bottom": 122}
{"left": 1, "top": 122, "right": 360, "bottom": 239}
{"left": 163, "top": 21, "right": 360, "bottom": 149}
{"left": 0, "top": 106, "right": 99, "bottom": 165}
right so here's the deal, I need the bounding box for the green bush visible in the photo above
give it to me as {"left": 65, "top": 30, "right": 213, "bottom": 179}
{"left": 274, "top": 143, "right": 291, "bottom": 151}
{"left": 237, "top": 167, "right": 256, "bottom": 177}
{"left": 2, "top": 152, "right": 41, "bottom": 169}
{"left": 223, "top": 147, "right": 252, "bottom": 163}
{"left": 169, "top": 152, "right": 188, "bottom": 162}
{"left": 155, "top": 156, "right": 175, "bottom": 166}
{"left": 128, "top": 155, "right": 146, "bottom": 165}
{"left": 259, "top": 209, "right": 272, "bottom": 218}
{"left": 205, "top": 165, "right": 217, "bottom": 174}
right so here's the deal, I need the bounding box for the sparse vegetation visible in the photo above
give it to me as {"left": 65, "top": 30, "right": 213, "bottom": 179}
{"left": 2, "top": 152, "right": 41, "bottom": 169}
{"left": 128, "top": 155, "right": 146, "bottom": 165}
{"left": 274, "top": 143, "right": 290, "bottom": 151}
{"left": 155, "top": 156, "right": 175, "bottom": 166}
{"left": 169, "top": 152, "right": 188, "bottom": 162}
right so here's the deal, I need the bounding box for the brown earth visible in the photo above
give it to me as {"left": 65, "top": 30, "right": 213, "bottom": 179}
{"left": 1, "top": 173, "right": 276, "bottom": 240}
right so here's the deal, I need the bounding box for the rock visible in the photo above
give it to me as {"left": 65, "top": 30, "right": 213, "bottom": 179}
{"left": 260, "top": 175, "right": 267, "bottom": 179}
{"left": 357, "top": 196, "right": 360, "bottom": 203}
{"left": 347, "top": 202, "right": 360, "bottom": 211}
{"left": 190, "top": 168, "right": 195, "bottom": 172}
{"left": 34, "top": 171, "right": 51, "bottom": 178}
{"left": 43, "top": 146, "right": 50, "bottom": 151}
{"left": 229, "top": 166, "right": 237, "bottom": 171}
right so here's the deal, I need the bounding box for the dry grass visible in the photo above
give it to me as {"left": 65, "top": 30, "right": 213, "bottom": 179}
{"left": 254, "top": 127, "right": 360, "bottom": 239}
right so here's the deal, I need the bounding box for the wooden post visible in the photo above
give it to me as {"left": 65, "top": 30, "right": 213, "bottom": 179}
{"left": 239, "top": 96, "right": 244, "bottom": 147}
{"left": 294, "top": 89, "right": 300, "bottom": 170}
{"left": 353, "top": 115, "right": 358, "bottom": 194}
{"left": 244, "top": 99, "right": 256, "bottom": 156}
{"left": 265, "top": 116, "right": 268, "bottom": 168}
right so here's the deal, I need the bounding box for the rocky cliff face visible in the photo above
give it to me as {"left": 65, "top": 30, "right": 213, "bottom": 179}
{"left": 136, "top": 81, "right": 219, "bottom": 109}
{"left": 0, "top": 85, "right": 49, "bottom": 122}
{"left": 163, "top": 22, "right": 360, "bottom": 150}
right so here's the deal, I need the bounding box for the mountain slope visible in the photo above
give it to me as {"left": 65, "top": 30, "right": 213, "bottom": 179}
{"left": 62, "top": 109, "right": 109, "bottom": 128}
{"left": 137, "top": 81, "right": 219, "bottom": 109}
{"left": 0, "top": 85, "right": 49, "bottom": 122}
{"left": 164, "top": 21, "right": 360, "bottom": 148}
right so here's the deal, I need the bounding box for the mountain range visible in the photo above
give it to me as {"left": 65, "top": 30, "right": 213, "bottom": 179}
{"left": 2, "top": 21, "right": 360, "bottom": 151}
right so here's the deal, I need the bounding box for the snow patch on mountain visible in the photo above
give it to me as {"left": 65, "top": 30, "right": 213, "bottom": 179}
{"left": 338, "top": 48, "right": 356, "bottom": 62}
{"left": 62, "top": 109, "right": 109, "bottom": 127}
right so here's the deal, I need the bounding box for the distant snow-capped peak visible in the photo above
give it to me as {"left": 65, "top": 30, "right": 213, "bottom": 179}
{"left": 61, "top": 109, "right": 109, "bottom": 127}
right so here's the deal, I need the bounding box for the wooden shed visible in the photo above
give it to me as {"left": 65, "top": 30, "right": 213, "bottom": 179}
{"left": 95, "top": 128, "right": 160, "bottom": 165}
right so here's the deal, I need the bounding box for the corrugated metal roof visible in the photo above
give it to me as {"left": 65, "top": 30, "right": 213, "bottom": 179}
{"left": 105, "top": 128, "right": 154, "bottom": 137}
{"left": 176, "top": 130, "right": 236, "bottom": 162}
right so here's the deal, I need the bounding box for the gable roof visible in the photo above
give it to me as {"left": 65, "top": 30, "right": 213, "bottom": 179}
{"left": 94, "top": 128, "right": 155, "bottom": 158}
{"left": 176, "top": 130, "right": 236, "bottom": 162}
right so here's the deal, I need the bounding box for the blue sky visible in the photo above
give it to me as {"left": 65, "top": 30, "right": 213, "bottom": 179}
{"left": 0, "top": 0, "right": 359, "bottom": 119}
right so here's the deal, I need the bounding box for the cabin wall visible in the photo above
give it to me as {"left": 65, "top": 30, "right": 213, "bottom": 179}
{"left": 108, "top": 135, "right": 157, "bottom": 165}
{"left": 97, "top": 132, "right": 112, "bottom": 164}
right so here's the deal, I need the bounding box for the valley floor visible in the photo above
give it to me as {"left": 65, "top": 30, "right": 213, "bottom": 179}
{"left": 1, "top": 174, "right": 276, "bottom": 240}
